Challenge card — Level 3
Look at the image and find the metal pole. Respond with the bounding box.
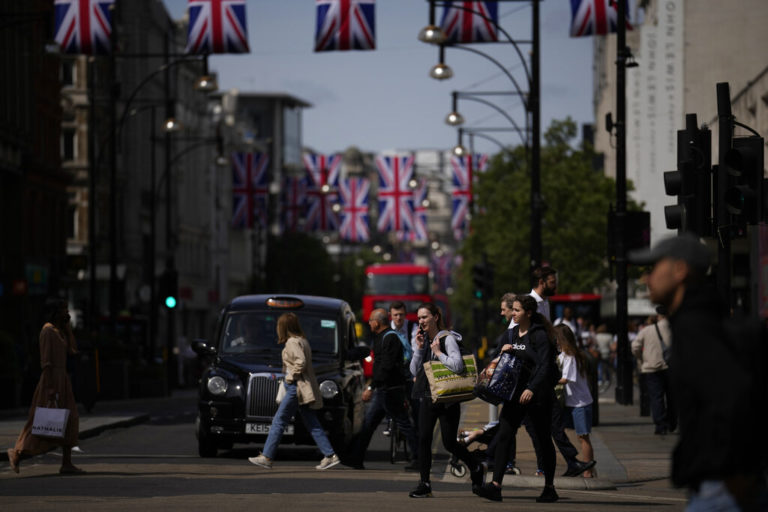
[88,58,97,333]
[108,6,119,338]
[614,0,632,405]
[164,36,176,392]
[530,0,542,270]
[716,83,732,305]
[149,106,157,360]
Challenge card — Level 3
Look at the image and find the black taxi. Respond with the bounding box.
[192,294,365,457]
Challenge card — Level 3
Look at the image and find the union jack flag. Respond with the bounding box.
[315,0,376,52]
[281,176,307,233]
[186,0,249,54]
[569,0,632,37]
[54,0,115,55]
[439,1,498,44]
[450,154,487,240]
[231,152,269,229]
[397,179,428,242]
[376,154,415,233]
[303,153,342,232]
[339,178,370,242]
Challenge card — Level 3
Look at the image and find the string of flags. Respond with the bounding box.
[53,0,629,55]
[231,151,488,244]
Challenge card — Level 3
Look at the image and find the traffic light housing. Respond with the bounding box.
[724,135,765,232]
[664,114,712,236]
[159,269,178,309]
[472,263,485,299]
[471,262,494,300]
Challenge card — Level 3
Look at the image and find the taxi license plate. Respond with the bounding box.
[246,423,294,435]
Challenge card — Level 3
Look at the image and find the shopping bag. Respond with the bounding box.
[275,380,287,404]
[473,352,530,405]
[423,354,478,404]
[31,403,70,439]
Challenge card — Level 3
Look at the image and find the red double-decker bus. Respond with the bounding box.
[362,263,450,323]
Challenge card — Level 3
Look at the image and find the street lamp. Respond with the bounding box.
[447,90,529,147]
[429,45,453,80]
[420,0,542,269]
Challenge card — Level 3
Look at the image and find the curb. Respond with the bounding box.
[1,414,150,462]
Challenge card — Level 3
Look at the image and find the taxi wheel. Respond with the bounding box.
[196,415,218,458]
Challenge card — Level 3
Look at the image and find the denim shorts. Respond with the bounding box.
[571,404,593,436]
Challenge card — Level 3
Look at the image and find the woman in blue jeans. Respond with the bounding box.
[249,312,340,470]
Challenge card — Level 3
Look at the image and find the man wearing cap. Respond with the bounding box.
[629,233,767,510]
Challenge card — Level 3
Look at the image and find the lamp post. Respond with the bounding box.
[447,90,529,147]
[420,0,542,269]
[613,0,632,405]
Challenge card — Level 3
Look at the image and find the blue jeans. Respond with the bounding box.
[687,481,741,511]
[261,381,334,459]
[687,480,768,512]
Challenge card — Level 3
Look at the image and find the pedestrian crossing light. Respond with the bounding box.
[160,269,178,309]
[472,263,485,299]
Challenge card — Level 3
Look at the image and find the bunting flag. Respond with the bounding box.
[339,177,370,242]
[569,0,632,37]
[54,0,115,55]
[397,179,428,242]
[186,0,250,54]
[281,176,307,233]
[231,152,269,229]
[450,154,487,240]
[376,154,415,233]
[303,152,342,232]
[314,0,376,52]
[439,1,498,44]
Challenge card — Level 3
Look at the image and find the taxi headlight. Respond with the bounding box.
[207,375,228,396]
[319,380,339,399]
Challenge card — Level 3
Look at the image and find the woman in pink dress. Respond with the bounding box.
[7,299,82,474]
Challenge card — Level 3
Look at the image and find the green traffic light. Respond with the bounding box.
[165,296,177,309]
[475,290,483,299]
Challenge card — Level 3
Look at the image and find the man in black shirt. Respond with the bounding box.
[630,233,767,510]
[345,308,418,469]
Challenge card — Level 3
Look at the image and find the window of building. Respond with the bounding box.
[61,60,75,87]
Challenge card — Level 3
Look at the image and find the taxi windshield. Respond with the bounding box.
[219,311,339,355]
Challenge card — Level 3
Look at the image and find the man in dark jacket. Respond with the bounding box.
[344,308,418,469]
[629,233,767,510]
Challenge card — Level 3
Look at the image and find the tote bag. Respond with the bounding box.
[473,352,530,405]
[275,380,287,404]
[423,354,478,404]
[31,397,69,439]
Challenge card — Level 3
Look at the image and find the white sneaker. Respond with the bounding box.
[315,454,340,470]
[248,454,273,469]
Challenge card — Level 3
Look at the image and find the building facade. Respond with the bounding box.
[593,0,768,244]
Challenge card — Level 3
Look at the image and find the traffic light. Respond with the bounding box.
[159,269,178,309]
[724,135,765,233]
[664,114,712,236]
[472,263,485,299]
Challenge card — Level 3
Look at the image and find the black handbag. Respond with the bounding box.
[473,352,530,405]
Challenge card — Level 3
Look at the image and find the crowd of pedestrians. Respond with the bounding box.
[12,234,765,511]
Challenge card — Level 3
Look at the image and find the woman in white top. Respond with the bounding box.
[555,324,596,478]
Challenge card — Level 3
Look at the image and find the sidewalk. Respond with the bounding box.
[1,388,675,493]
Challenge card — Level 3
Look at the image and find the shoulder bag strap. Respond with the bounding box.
[654,322,668,351]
